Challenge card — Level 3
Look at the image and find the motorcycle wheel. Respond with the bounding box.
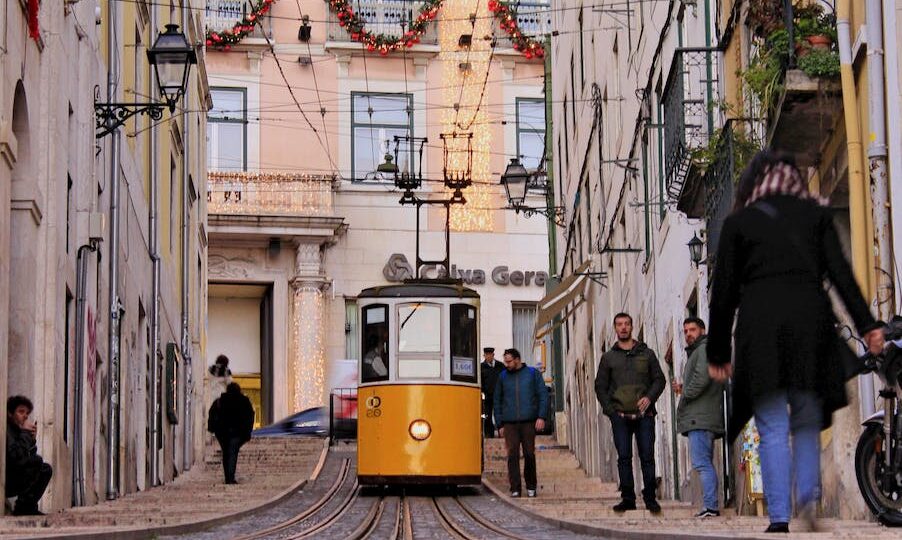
[855,425,902,526]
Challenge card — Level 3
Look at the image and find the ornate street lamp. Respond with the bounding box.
[500,157,565,227]
[95,24,197,139]
[687,233,706,266]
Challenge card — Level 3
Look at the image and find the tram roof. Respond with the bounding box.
[358,281,479,299]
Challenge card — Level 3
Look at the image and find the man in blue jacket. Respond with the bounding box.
[494,348,548,498]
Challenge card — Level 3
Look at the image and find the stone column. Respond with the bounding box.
[290,242,328,412]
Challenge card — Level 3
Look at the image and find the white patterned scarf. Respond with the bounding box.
[745,162,829,207]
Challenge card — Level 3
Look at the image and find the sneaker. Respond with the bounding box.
[612,500,637,512]
[694,508,720,518]
[765,522,789,533]
[526,489,537,498]
[645,499,662,514]
[510,491,521,498]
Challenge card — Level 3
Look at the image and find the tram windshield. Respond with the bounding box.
[361,304,389,383]
[398,303,442,379]
[450,304,478,383]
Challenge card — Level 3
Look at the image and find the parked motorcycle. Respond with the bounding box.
[852,316,902,526]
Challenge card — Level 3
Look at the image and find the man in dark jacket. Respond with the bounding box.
[494,348,548,498]
[480,347,504,437]
[6,395,52,515]
[675,318,724,518]
[208,382,255,484]
[595,312,665,513]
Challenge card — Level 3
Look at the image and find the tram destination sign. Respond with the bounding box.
[382,253,548,287]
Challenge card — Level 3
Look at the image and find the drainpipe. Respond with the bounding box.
[837,0,876,416]
[866,0,894,322]
[149,7,162,487]
[884,0,902,311]
[74,243,96,506]
[104,0,123,502]
[181,0,193,471]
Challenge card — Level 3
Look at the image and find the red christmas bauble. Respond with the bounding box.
[224,44,232,51]
[367,43,376,52]
[206,39,213,46]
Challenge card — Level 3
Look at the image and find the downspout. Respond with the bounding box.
[884,0,902,309]
[866,0,894,321]
[74,244,97,506]
[181,1,193,471]
[104,0,123,502]
[837,0,876,416]
[149,7,162,487]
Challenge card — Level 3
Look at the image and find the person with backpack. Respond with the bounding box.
[493,348,548,498]
[207,382,255,484]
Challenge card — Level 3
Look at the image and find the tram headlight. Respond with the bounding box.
[409,419,432,441]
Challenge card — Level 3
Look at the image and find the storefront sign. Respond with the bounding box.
[383,253,547,287]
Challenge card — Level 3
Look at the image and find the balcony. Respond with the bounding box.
[207,171,336,216]
[663,48,720,203]
[326,1,438,47]
[205,0,272,43]
[767,70,841,167]
[492,2,551,51]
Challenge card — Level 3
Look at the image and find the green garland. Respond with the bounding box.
[487,0,545,59]
[206,0,275,51]
[326,0,443,55]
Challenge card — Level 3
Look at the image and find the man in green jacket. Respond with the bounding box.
[595,313,666,513]
[676,317,725,518]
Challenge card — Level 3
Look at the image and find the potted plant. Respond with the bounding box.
[794,4,836,50]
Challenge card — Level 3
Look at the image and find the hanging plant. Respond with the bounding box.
[206,0,276,51]
[487,0,545,59]
[325,0,443,56]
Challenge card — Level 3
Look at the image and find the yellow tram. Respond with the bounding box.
[356,283,482,486]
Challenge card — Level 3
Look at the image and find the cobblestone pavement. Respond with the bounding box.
[483,436,902,539]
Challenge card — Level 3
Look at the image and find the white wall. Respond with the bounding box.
[208,297,262,375]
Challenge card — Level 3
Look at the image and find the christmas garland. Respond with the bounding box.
[206,0,275,51]
[326,0,442,55]
[488,0,545,59]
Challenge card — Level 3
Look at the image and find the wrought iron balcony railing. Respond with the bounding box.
[205,0,271,39]
[326,0,438,45]
[493,1,551,49]
[207,171,336,215]
[663,48,720,201]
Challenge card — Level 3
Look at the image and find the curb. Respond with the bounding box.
[14,438,330,540]
[481,477,758,540]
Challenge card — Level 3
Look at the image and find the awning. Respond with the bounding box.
[534,260,591,340]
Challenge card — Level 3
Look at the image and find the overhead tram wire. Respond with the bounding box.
[296,0,333,161]
[452,0,479,130]
[254,12,338,173]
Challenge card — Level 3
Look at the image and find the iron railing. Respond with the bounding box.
[207,171,336,215]
[326,0,439,44]
[205,0,272,39]
[493,2,551,49]
[663,48,720,201]
[329,388,358,445]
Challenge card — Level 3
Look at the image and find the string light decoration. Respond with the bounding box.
[487,0,546,59]
[325,0,443,55]
[440,0,494,231]
[207,171,335,215]
[206,0,276,50]
[291,284,327,412]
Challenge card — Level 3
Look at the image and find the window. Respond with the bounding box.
[207,87,247,171]
[512,303,538,365]
[361,304,389,383]
[397,303,441,378]
[450,304,478,382]
[351,92,413,181]
[345,299,359,360]
[516,98,546,170]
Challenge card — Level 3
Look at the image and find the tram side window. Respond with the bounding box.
[450,304,478,383]
[398,303,442,379]
[361,304,390,383]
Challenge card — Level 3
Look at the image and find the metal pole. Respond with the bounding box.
[104,0,123,502]
[75,244,96,506]
[181,0,193,471]
[149,7,162,487]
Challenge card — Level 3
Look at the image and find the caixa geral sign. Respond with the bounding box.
[382,253,548,287]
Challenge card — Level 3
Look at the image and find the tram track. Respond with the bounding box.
[432,496,531,540]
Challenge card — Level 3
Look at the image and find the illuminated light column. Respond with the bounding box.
[439,0,494,231]
[290,242,327,412]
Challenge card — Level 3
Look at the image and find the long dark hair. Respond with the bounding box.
[732,149,801,212]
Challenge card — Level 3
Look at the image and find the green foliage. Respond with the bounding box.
[797,48,840,78]
[690,125,762,182]
[742,47,784,112]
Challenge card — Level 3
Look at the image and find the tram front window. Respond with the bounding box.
[398,303,441,378]
[361,304,389,383]
[450,304,477,383]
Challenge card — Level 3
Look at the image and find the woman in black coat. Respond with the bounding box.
[706,150,884,533]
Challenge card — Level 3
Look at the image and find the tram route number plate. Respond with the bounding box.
[365,396,382,417]
[452,356,475,377]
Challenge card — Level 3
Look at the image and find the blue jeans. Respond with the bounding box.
[753,390,822,524]
[687,430,718,510]
[610,413,657,503]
